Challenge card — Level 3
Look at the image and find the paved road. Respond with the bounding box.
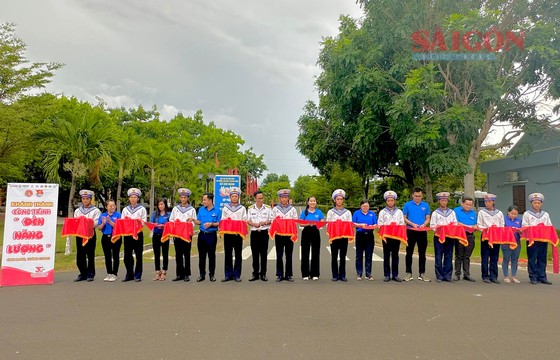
[2,242,559,360]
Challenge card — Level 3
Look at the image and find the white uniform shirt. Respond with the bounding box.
[377,207,405,225]
[248,204,274,231]
[169,204,197,225]
[326,208,352,222]
[272,204,298,219]
[430,208,458,227]
[221,204,248,221]
[522,209,552,226]
[121,204,147,222]
[477,208,505,228]
[74,205,101,226]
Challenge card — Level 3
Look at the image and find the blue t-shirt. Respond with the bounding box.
[402,200,431,227]
[505,216,522,241]
[352,210,378,232]
[97,211,122,235]
[150,211,170,235]
[197,206,222,232]
[299,208,325,221]
[454,206,477,229]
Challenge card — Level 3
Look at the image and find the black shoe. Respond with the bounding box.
[196,276,205,282]
[86,277,94,282]
[331,277,338,282]
[276,276,283,282]
[490,278,500,284]
[392,277,402,282]
[184,276,190,282]
[249,276,259,282]
[221,277,232,282]
[209,276,216,282]
[74,275,86,282]
[339,277,348,282]
[530,280,538,285]
[482,278,491,283]
[261,275,268,281]
[463,275,476,282]
[121,277,133,282]
[286,276,294,282]
[453,275,460,281]
[172,276,185,282]
[234,277,241,282]
[383,276,390,282]
[538,279,552,285]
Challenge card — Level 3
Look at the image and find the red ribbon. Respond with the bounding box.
[295,219,328,229]
[62,217,94,246]
[326,220,355,243]
[161,221,194,243]
[378,223,408,244]
[219,219,248,239]
[435,223,468,246]
[520,223,559,247]
[269,218,298,242]
[481,226,517,249]
[111,218,144,243]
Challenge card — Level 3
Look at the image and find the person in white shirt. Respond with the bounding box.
[247,190,273,282]
[169,188,197,282]
[326,189,352,282]
[477,193,504,284]
[377,191,405,282]
[430,192,457,283]
[73,189,101,282]
[121,188,147,282]
[221,187,247,282]
[523,193,553,285]
[272,189,298,282]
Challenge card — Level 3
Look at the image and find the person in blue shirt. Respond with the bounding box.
[453,197,477,282]
[299,196,325,280]
[150,199,171,281]
[352,200,378,281]
[502,205,522,283]
[402,187,432,282]
[96,200,121,282]
[194,193,222,282]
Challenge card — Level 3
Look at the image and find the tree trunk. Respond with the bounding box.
[68,164,78,218]
[116,165,124,212]
[150,168,155,215]
[463,150,478,198]
[362,176,369,199]
[423,172,433,203]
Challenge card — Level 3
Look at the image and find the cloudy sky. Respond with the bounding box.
[3,0,364,182]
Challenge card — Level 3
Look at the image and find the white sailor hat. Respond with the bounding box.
[178,188,192,197]
[436,192,450,200]
[483,193,497,201]
[384,190,397,200]
[528,192,544,202]
[127,188,141,197]
[331,189,346,200]
[277,189,291,197]
[229,187,241,196]
[79,189,94,199]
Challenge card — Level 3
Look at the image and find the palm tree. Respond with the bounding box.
[110,129,142,212]
[34,99,114,217]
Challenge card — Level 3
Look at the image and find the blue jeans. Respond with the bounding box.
[501,238,521,277]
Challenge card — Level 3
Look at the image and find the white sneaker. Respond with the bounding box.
[312,277,319,281]
[103,275,111,282]
[356,276,363,281]
[303,277,309,281]
[108,274,117,282]
[403,273,413,282]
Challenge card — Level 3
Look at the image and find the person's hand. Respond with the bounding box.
[101,216,107,224]
[203,222,213,228]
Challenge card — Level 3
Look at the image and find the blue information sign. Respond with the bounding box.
[213,175,241,209]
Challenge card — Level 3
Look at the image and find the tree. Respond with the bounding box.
[34,97,114,217]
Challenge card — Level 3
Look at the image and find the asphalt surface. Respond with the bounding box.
[1,241,559,360]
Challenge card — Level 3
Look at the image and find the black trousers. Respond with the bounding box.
[198,231,217,277]
[301,226,321,278]
[152,232,169,271]
[454,232,475,277]
[224,234,243,279]
[101,234,121,275]
[405,229,427,274]
[480,240,500,280]
[275,235,293,278]
[174,238,192,278]
[123,232,144,280]
[527,241,549,282]
[76,233,97,279]
[250,230,269,276]
[383,238,400,278]
[355,231,374,277]
[330,238,348,279]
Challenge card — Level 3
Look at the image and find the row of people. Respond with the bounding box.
[71,187,555,285]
